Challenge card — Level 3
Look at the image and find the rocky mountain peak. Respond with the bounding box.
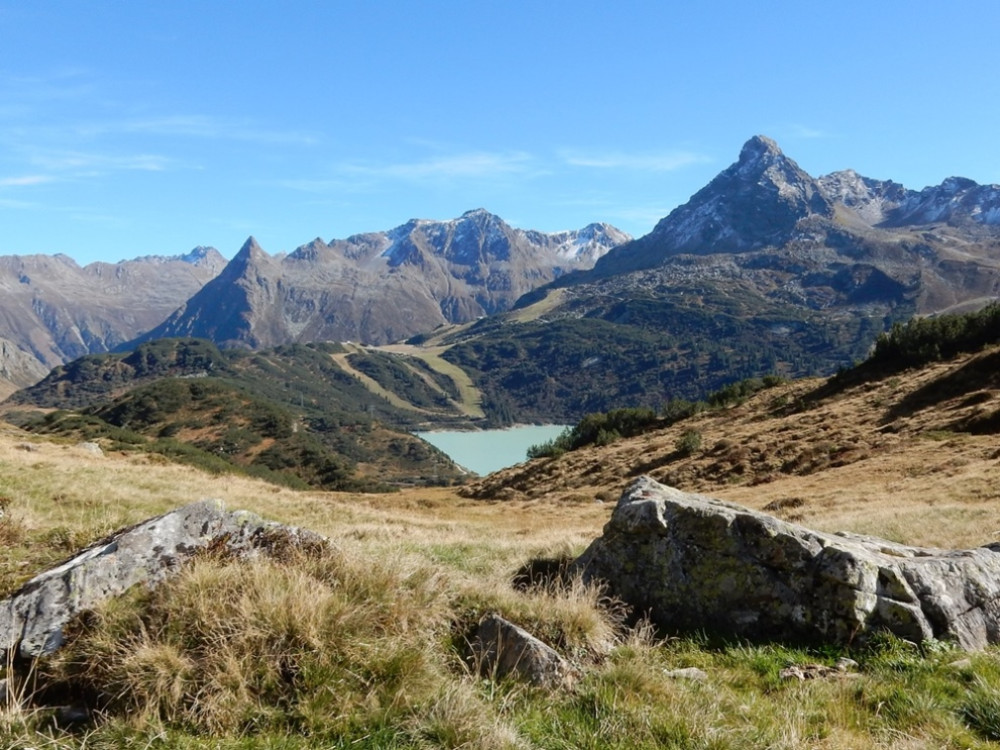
[941,176,979,194]
[179,246,221,265]
[592,136,832,275]
[235,236,266,260]
[737,134,783,165]
[459,207,494,221]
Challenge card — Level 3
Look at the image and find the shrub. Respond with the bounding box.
[527,407,659,459]
[676,429,702,456]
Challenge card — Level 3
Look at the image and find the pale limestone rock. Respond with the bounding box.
[574,476,1000,650]
[0,500,327,659]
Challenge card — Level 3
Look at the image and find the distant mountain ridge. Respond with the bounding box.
[4,136,1000,415]
[0,248,227,382]
[133,209,629,350]
[0,212,627,390]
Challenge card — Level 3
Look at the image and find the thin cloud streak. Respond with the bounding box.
[112,115,320,146]
[0,175,52,187]
[28,150,172,173]
[785,124,832,140]
[560,149,710,172]
[340,151,537,181]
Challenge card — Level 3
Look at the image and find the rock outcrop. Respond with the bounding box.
[470,614,575,688]
[574,476,1000,650]
[0,500,327,660]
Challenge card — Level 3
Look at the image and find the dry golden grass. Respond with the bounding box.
[5,348,1000,747]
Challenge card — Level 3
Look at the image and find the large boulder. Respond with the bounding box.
[0,500,327,660]
[574,476,1000,650]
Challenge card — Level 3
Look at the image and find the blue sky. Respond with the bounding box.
[2,1,998,265]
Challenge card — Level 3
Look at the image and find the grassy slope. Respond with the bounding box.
[4,347,1000,746]
[465,344,1000,547]
[380,343,486,419]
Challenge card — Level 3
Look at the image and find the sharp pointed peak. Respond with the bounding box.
[739,135,783,164]
[230,237,273,268]
[237,236,263,254]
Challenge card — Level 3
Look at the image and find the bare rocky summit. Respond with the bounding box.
[581,135,1000,315]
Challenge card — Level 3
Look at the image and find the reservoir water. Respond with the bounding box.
[416,424,569,476]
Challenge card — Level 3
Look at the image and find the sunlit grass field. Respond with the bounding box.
[4,406,1000,748]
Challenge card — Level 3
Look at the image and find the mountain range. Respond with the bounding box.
[2,135,1000,419]
[134,209,628,350]
[427,136,1000,421]
[583,135,1000,312]
[0,213,627,392]
[0,248,227,394]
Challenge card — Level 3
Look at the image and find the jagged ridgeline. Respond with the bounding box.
[5,338,470,490]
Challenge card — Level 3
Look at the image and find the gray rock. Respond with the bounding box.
[0,499,328,660]
[835,657,859,672]
[574,476,1000,650]
[76,442,103,456]
[470,614,575,688]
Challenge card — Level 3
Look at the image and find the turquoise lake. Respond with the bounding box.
[415,424,569,476]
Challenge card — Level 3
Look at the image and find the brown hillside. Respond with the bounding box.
[463,346,1000,549]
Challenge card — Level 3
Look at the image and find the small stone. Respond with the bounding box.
[835,657,859,672]
[15,443,39,452]
[76,441,104,456]
[948,657,974,671]
[664,667,708,681]
[471,614,575,689]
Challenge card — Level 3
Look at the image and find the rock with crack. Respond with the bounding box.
[470,614,575,688]
[573,476,1000,650]
[0,499,328,660]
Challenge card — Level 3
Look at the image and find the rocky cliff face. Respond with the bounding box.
[0,248,226,386]
[137,210,629,349]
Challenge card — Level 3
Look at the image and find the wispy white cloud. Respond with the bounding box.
[559,149,710,172]
[0,197,38,209]
[111,115,320,146]
[785,124,832,140]
[274,177,364,193]
[28,150,171,173]
[341,150,537,181]
[0,175,52,187]
[606,204,675,227]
